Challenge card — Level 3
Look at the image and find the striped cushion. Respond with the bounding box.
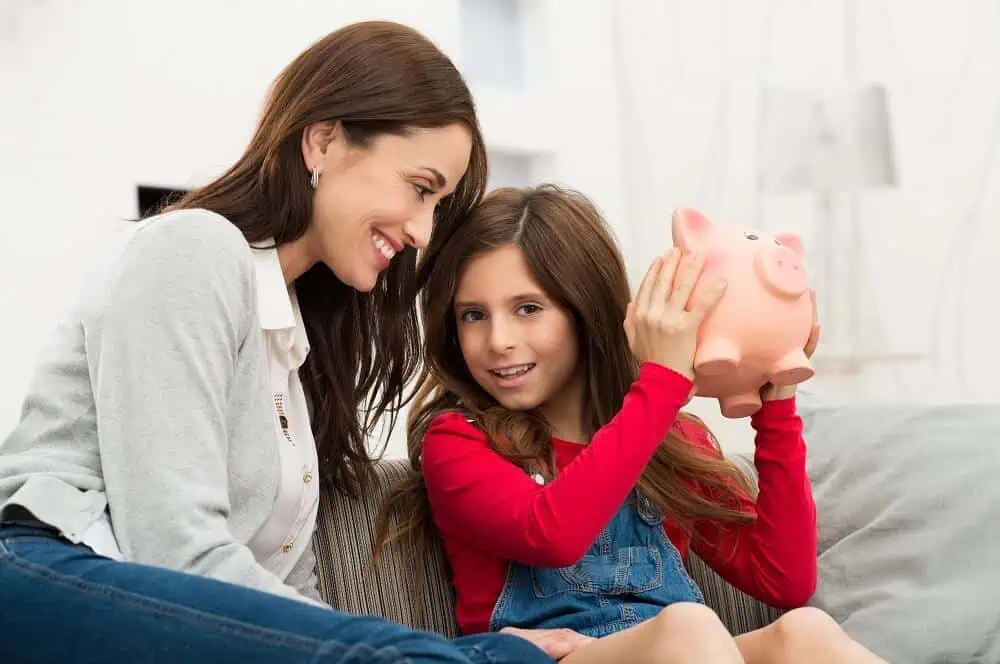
[313,459,460,637]
[312,456,782,637]
[685,454,785,634]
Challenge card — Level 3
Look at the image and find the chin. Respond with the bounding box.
[495,393,543,412]
[343,266,380,293]
[354,277,378,293]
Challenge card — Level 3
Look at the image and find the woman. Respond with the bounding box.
[0,21,552,664]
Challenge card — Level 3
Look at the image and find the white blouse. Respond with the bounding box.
[245,245,320,580]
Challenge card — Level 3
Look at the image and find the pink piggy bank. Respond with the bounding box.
[672,208,815,418]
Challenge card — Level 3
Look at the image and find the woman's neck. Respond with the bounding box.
[276,231,319,285]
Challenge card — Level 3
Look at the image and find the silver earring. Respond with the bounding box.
[310,166,321,189]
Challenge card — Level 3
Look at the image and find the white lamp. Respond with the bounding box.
[758,84,919,374]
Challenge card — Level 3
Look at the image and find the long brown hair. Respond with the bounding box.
[163,21,487,498]
[377,184,755,598]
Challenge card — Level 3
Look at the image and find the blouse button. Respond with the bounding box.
[278,415,289,429]
[282,540,294,553]
[303,470,313,484]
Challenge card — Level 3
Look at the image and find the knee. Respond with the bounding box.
[648,603,732,656]
[653,603,726,634]
[771,607,845,648]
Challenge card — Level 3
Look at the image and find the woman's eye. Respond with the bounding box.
[413,183,431,200]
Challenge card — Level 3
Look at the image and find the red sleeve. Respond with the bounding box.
[422,363,693,568]
[688,397,818,608]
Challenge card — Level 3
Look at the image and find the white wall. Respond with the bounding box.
[2,0,996,458]
[606,0,1000,449]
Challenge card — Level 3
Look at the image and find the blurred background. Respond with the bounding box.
[1,0,996,454]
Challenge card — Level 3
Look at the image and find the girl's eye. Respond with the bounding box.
[459,310,485,323]
[517,304,541,316]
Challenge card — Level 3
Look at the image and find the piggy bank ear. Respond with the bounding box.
[774,232,805,256]
[671,208,713,252]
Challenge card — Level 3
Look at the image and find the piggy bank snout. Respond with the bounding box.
[755,244,808,298]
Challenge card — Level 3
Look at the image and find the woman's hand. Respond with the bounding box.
[500,626,596,660]
[624,249,727,381]
[761,290,820,402]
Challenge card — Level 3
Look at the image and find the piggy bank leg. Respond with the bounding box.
[719,391,762,419]
[766,348,815,386]
[695,337,742,377]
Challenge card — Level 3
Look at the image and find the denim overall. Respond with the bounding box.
[488,489,706,638]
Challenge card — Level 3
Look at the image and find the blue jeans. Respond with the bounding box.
[0,525,553,663]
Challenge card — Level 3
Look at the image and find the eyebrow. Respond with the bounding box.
[454,293,545,309]
[421,167,446,188]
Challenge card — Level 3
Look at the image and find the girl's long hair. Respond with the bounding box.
[376,185,755,601]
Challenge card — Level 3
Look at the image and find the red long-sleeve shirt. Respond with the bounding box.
[422,363,817,635]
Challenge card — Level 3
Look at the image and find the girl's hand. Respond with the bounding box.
[624,249,727,380]
[761,290,820,402]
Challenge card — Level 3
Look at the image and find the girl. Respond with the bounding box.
[380,185,887,663]
[0,22,551,664]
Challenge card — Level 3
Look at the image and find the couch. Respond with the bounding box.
[310,456,782,638]
[309,399,1000,663]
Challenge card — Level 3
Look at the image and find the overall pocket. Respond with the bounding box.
[531,544,665,598]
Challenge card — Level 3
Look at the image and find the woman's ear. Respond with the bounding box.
[301,121,341,173]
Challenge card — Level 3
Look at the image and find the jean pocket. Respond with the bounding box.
[531,545,664,598]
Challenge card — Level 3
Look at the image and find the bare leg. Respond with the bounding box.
[734,608,888,664]
[561,603,744,664]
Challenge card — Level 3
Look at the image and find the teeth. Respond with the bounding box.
[492,364,533,378]
[372,232,396,261]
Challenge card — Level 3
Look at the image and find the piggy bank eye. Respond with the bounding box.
[774,238,781,246]
[744,232,759,241]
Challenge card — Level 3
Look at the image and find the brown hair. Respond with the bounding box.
[376,184,756,600]
[164,21,488,498]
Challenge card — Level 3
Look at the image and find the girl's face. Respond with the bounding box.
[454,245,585,434]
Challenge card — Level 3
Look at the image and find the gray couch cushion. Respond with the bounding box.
[801,397,1000,663]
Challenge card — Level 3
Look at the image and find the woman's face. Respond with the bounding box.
[301,122,472,292]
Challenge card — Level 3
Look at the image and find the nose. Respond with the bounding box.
[755,244,808,298]
[402,206,435,250]
[774,246,803,271]
[488,317,517,353]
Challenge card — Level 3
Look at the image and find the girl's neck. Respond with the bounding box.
[539,370,587,444]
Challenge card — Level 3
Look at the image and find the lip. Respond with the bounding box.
[487,363,535,389]
[371,230,398,270]
[373,228,404,253]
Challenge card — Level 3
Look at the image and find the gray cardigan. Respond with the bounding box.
[0,209,323,605]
